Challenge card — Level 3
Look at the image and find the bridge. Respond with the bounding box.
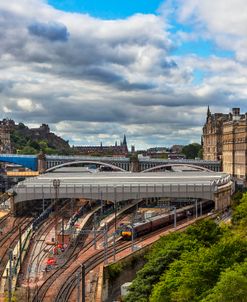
[9,171,234,215]
[0,154,221,173]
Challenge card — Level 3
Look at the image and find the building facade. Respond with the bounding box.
[202,107,247,180]
[202,107,229,161]
[72,135,128,157]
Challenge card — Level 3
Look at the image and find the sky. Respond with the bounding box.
[1,0,247,149]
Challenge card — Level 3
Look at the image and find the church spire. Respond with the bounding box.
[206,105,211,122]
[123,134,127,146]
[207,105,211,117]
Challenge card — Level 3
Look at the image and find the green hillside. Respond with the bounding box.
[125,193,247,302]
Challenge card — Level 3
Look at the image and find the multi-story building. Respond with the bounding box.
[222,108,247,179]
[72,135,128,157]
[202,107,229,161]
[202,107,247,180]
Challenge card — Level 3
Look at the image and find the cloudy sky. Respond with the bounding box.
[1,0,247,149]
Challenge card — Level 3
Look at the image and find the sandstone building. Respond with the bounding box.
[202,107,247,180]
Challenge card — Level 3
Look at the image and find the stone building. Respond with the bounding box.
[202,106,229,161]
[202,107,247,180]
[222,108,247,180]
[72,135,128,156]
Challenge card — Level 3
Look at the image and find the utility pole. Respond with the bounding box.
[8,249,13,302]
[61,216,64,247]
[53,179,60,244]
[19,227,22,272]
[173,206,177,228]
[195,200,198,219]
[114,187,117,231]
[114,202,117,232]
[93,214,97,250]
[81,265,85,302]
[76,271,80,302]
[200,201,203,216]
[104,223,108,265]
[100,191,103,217]
[42,185,45,212]
[131,215,134,252]
[113,232,116,262]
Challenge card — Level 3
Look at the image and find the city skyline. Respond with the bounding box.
[1,1,247,149]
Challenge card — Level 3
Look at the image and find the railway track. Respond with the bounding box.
[0,212,11,229]
[0,217,32,279]
[31,217,96,302]
[26,218,56,279]
[55,212,217,302]
[21,200,84,288]
[32,202,168,301]
[56,239,132,302]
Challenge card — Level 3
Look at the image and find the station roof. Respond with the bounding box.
[17,171,230,187]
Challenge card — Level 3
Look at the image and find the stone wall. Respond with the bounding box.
[103,246,152,302]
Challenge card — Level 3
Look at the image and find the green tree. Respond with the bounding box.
[202,260,247,302]
[125,220,222,302]
[232,193,247,225]
[182,143,202,159]
[29,140,40,150]
[19,146,38,154]
[150,235,247,302]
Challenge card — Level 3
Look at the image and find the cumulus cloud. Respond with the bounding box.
[28,21,69,41]
[173,0,247,61]
[0,0,246,148]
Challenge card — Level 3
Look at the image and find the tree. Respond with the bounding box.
[19,146,37,154]
[125,221,222,302]
[150,235,247,302]
[202,261,247,302]
[232,193,247,225]
[29,140,40,150]
[182,143,202,159]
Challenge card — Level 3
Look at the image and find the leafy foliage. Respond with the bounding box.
[10,130,58,155]
[182,143,202,159]
[125,220,222,302]
[125,194,247,302]
[202,260,247,302]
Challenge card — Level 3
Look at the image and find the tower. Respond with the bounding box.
[123,134,127,146]
[206,105,211,122]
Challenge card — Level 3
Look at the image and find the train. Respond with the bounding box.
[121,200,214,240]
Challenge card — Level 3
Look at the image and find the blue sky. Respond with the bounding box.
[0,0,246,148]
[48,0,164,19]
[48,0,234,62]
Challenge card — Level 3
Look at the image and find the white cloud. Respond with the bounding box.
[174,0,247,61]
[0,0,246,148]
